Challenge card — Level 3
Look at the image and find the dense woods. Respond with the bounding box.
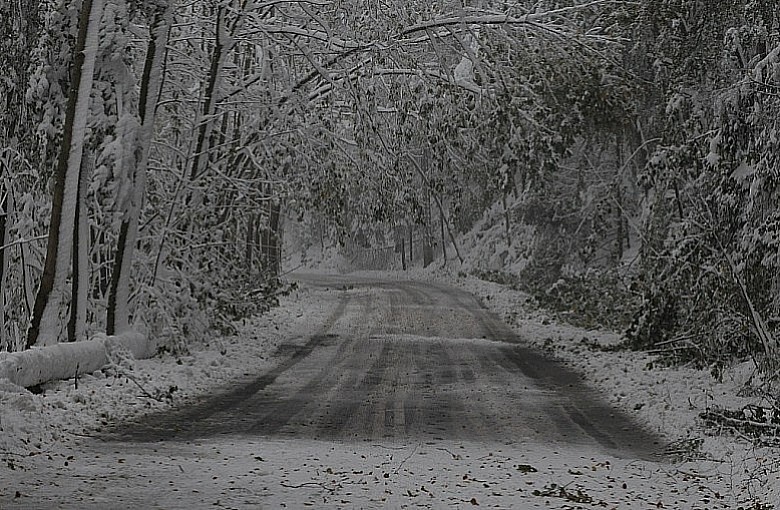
[1,0,778,379]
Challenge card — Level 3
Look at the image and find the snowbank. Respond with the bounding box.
[0,331,151,388]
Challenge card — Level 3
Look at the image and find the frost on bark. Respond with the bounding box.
[106,3,172,335]
[26,0,104,348]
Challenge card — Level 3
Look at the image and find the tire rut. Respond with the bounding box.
[103,295,349,441]
[104,275,666,462]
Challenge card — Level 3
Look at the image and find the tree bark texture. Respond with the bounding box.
[245,213,256,270]
[502,193,511,248]
[263,200,281,276]
[107,3,173,335]
[68,152,91,342]
[27,0,104,348]
[190,5,226,182]
[0,179,9,351]
[408,224,413,265]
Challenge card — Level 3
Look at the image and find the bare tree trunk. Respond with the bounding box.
[190,5,226,182]
[245,213,256,270]
[406,154,463,264]
[19,192,35,319]
[151,4,243,290]
[319,216,325,252]
[0,179,9,351]
[502,192,511,247]
[400,232,406,270]
[673,179,684,221]
[276,205,285,271]
[107,3,172,335]
[254,211,263,270]
[615,186,624,262]
[91,228,110,299]
[422,190,433,267]
[68,152,91,342]
[440,204,448,265]
[615,135,624,264]
[27,0,104,348]
[262,195,270,268]
[262,197,281,276]
[269,201,281,276]
[408,223,413,266]
[439,198,464,263]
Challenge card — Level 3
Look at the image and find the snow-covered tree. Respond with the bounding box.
[106,0,173,335]
[625,0,780,370]
[27,0,105,347]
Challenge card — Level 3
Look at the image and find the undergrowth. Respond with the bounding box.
[472,268,637,331]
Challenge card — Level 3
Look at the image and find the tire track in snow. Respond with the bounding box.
[105,274,665,461]
[105,292,350,440]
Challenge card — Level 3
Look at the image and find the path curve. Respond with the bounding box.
[109,273,664,460]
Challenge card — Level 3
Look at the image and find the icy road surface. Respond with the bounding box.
[11,273,741,509]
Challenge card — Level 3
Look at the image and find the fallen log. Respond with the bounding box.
[0,331,152,388]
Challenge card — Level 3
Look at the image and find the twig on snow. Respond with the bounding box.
[675,469,711,479]
[436,447,462,460]
[393,442,421,475]
[371,444,408,450]
[280,481,335,494]
[109,364,165,402]
[126,374,165,402]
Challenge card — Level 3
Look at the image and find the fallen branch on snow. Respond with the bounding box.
[700,405,780,446]
[0,331,153,388]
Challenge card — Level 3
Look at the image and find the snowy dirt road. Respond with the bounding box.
[4,274,739,509]
[109,273,663,457]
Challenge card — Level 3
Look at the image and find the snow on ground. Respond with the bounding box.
[0,284,337,465]
[5,436,759,509]
[417,268,780,507]
[1,268,779,508]
[450,198,535,275]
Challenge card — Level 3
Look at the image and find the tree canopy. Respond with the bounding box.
[1,0,778,377]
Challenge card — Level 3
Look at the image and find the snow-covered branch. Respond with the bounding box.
[752,44,780,83]
[0,235,48,252]
[402,0,623,36]
[0,331,152,388]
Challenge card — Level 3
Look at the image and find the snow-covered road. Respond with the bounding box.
[106,274,662,458]
[2,274,765,508]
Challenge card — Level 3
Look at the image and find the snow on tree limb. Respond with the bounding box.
[752,44,780,82]
[0,331,152,388]
[402,0,621,36]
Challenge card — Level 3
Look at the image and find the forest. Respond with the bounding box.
[1,0,778,385]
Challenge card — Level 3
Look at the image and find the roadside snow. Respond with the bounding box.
[1,271,778,508]
[428,270,780,507]
[4,436,760,509]
[0,284,337,464]
[0,331,151,388]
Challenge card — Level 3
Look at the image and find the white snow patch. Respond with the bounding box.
[0,330,150,388]
[1,274,777,507]
[0,285,337,463]
[369,333,511,349]
[419,268,780,506]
